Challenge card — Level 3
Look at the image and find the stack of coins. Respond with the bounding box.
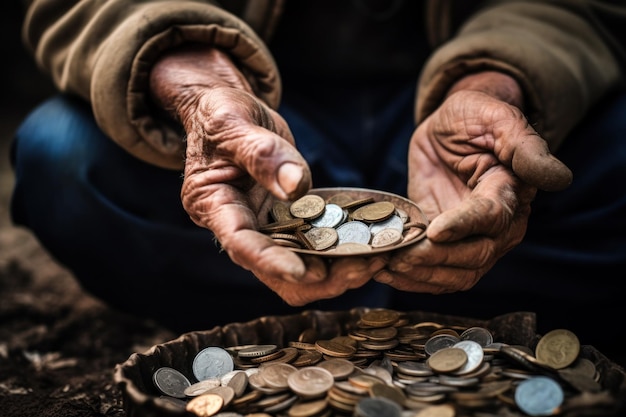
[151,309,616,417]
[259,192,427,254]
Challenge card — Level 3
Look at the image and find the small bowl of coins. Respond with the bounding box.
[114,308,626,417]
[259,187,429,256]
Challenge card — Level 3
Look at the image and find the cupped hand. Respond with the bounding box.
[150,46,383,305]
[375,87,572,293]
[181,86,385,304]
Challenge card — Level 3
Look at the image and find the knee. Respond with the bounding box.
[12,95,98,172]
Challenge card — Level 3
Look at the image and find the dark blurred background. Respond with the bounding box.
[0,2,55,229]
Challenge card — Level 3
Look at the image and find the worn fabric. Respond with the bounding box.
[22,0,626,169]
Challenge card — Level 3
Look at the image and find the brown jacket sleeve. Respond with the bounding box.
[419,0,626,151]
[22,0,281,169]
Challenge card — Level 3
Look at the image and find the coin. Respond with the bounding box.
[153,367,191,398]
[184,378,221,397]
[424,334,460,356]
[369,214,404,235]
[193,347,235,381]
[535,328,580,370]
[451,340,484,375]
[289,194,326,220]
[371,228,403,248]
[310,203,344,228]
[514,376,564,416]
[258,363,298,389]
[360,309,400,327]
[286,397,328,417]
[353,397,402,417]
[186,393,224,417]
[459,326,494,347]
[315,340,357,358]
[316,358,355,380]
[237,344,279,358]
[302,227,338,251]
[335,221,371,245]
[427,347,468,373]
[287,366,335,398]
[352,201,395,222]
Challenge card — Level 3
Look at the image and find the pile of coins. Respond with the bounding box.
[151,309,615,417]
[259,191,427,254]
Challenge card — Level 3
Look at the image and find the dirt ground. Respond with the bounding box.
[0,5,176,417]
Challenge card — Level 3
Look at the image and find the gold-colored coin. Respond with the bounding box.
[371,228,403,248]
[185,393,224,417]
[260,218,305,233]
[289,194,326,220]
[360,309,401,327]
[271,200,294,222]
[352,201,395,222]
[287,397,328,417]
[326,193,355,207]
[303,227,338,251]
[340,197,375,210]
[315,340,357,358]
[427,347,468,373]
[535,328,580,369]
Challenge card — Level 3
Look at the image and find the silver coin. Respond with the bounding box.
[395,361,434,377]
[369,214,404,235]
[354,396,402,417]
[336,221,371,245]
[287,366,335,398]
[236,344,278,358]
[192,347,235,381]
[152,367,191,398]
[424,334,460,356]
[310,203,344,228]
[459,326,494,347]
[451,340,484,375]
[515,376,564,416]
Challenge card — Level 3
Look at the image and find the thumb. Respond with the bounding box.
[511,136,573,192]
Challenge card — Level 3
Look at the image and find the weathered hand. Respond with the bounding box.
[375,84,572,294]
[182,87,384,304]
[150,46,383,304]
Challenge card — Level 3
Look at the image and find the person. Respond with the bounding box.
[9,1,626,366]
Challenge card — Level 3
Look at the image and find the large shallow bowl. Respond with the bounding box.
[114,309,626,417]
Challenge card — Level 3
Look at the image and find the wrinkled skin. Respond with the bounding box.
[150,47,572,305]
[375,84,573,293]
[150,46,385,305]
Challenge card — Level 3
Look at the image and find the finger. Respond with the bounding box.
[258,257,378,306]
[181,174,309,281]
[326,255,388,287]
[374,265,480,293]
[222,124,313,201]
[426,167,532,242]
[510,133,573,191]
[490,113,573,192]
[390,237,498,272]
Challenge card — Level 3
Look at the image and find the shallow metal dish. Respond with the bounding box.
[270,187,429,257]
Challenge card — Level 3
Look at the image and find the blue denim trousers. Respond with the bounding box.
[9,83,626,364]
